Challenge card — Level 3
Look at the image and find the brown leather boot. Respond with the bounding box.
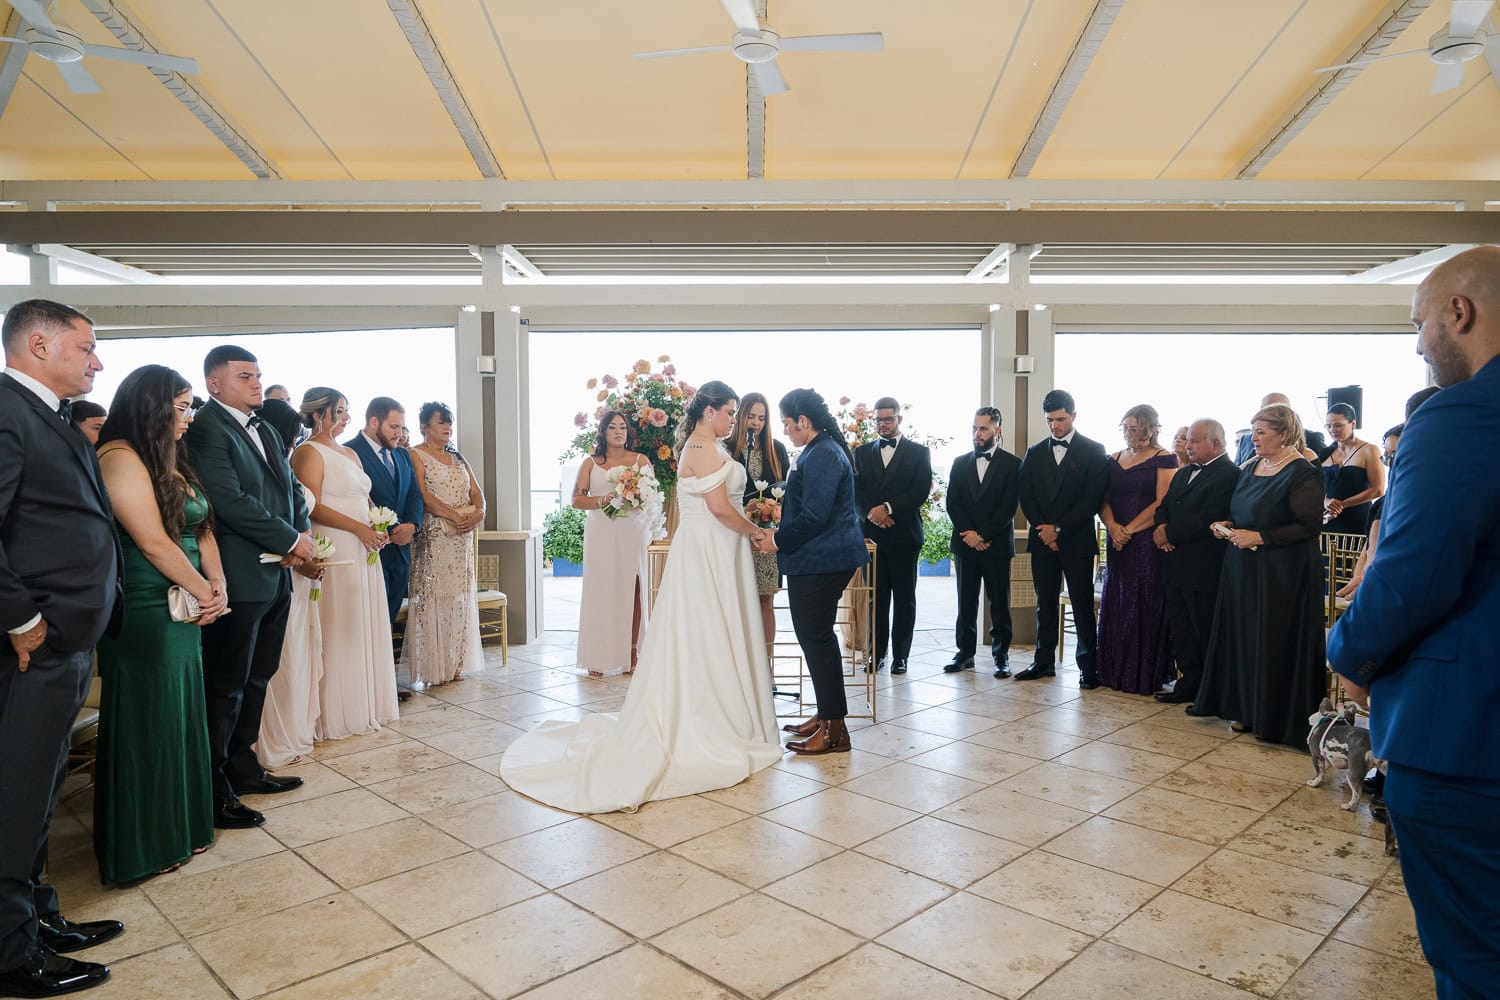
[782,716,820,737]
[787,718,851,755]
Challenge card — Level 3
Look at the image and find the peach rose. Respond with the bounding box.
[650,408,668,427]
[634,359,651,374]
[658,354,671,363]
[596,389,608,402]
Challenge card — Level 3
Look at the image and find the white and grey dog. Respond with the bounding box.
[1306,698,1375,811]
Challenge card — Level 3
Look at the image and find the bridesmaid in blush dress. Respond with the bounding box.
[289,388,400,742]
[1096,404,1179,696]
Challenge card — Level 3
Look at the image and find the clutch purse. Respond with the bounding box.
[167,586,202,623]
[441,504,477,538]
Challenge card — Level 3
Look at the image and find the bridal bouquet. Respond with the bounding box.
[603,464,668,540]
[367,505,398,564]
[744,480,784,529]
[307,535,336,601]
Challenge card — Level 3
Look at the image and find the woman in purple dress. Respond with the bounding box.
[1097,404,1178,695]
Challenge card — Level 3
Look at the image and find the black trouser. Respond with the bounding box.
[954,550,1013,663]
[200,573,291,803]
[1164,584,1217,699]
[0,643,92,971]
[1030,548,1098,674]
[788,571,854,720]
[872,544,919,662]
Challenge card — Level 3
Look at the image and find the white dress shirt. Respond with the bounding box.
[212,394,267,462]
[3,370,63,634]
[1051,429,1076,465]
[1188,451,1226,484]
[976,446,996,482]
[879,433,902,467]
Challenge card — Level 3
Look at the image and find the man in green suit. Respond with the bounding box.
[186,346,312,830]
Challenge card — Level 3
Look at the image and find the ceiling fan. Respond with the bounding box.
[1314,0,1500,94]
[632,0,882,96]
[0,0,199,95]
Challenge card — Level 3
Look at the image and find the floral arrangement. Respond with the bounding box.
[564,355,694,495]
[308,535,336,601]
[367,505,398,564]
[603,464,668,540]
[831,397,950,525]
[745,480,784,529]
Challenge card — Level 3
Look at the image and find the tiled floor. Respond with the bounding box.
[48,627,1433,999]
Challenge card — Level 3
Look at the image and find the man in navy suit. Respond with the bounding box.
[1329,245,1500,1000]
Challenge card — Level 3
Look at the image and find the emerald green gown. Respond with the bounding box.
[94,491,215,883]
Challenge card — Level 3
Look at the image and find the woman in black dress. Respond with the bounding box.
[1320,402,1385,536]
[729,392,790,675]
[1189,404,1326,746]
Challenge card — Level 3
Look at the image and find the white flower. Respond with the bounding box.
[368,505,398,529]
[771,486,785,499]
[609,496,625,509]
[754,479,768,492]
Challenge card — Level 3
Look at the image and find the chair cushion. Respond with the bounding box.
[476,589,507,607]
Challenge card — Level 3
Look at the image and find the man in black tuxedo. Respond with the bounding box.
[1235,392,1326,463]
[1016,389,1109,689]
[0,300,123,997]
[853,397,932,675]
[1152,419,1238,704]
[945,407,1021,677]
[187,346,313,830]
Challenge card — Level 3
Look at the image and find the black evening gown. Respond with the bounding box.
[1193,460,1327,747]
[1321,458,1372,535]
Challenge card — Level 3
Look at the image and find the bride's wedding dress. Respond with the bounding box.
[501,451,782,813]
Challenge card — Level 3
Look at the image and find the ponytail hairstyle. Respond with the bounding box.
[97,364,211,540]
[729,391,783,482]
[673,380,737,457]
[299,387,345,433]
[778,388,852,465]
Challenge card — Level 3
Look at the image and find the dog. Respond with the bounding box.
[1306,698,1375,811]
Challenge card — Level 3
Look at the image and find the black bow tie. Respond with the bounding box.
[879,438,897,449]
[1188,463,1202,471]
[1051,438,1070,449]
[56,399,73,423]
[975,447,994,459]
[247,414,263,430]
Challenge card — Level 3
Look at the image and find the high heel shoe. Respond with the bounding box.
[787,718,850,755]
[782,716,820,737]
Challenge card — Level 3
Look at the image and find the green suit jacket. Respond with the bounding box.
[186,398,310,603]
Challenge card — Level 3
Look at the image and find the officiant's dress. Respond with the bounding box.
[502,453,781,813]
[575,456,653,676]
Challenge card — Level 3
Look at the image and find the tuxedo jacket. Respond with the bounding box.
[345,434,424,571]
[1017,433,1109,559]
[946,449,1021,557]
[854,437,933,549]
[1329,356,1500,778]
[186,399,310,603]
[0,374,122,651]
[1152,456,1238,592]
[776,433,868,578]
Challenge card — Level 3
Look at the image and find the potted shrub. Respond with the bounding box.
[543,506,586,576]
[920,513,953,576]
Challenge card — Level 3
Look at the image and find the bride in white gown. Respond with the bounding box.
[502,381,782,813]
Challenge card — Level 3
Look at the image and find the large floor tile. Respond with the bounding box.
[1331,888,1426,966]
[889,706,1001,740]
[786,942,994,999]
[839,760,986,812]
[307,727,411,760]
[878,891,1091,998]
[1277,938,1436,1000]
[763,851,951,937]
[239,759,357,810]
[191,893,404,999]
[1025,940,1260,1000]
[352,850,543,937]
[1022,707,1130,740]
[593,795,750,848]
[1099,720,1228,760]
[962,720,1092,759]
[485,817,655,888]
[1269,783,1388,841]
[319,742,461,784]
[904,741,1039,784]
[943,691,1048,724]
[422,894,632,1000]
[1173,849,1366,934]
[969,850,1160,935]
[699,766,828,814]
[420,720,528,761]
[998,761,1144,813]
[92,942,232,1000]
[296,816,469,888]
[1196,740,1314,783]
[465,691,575,723]
[1042,815,1215,886]
[933,786,1091,846]
[1228,816,1395,886]
[258,944,486,1000]
[366,762,509,813]
[1055,740,1184,783]
[173,825,283,876]
[558,851,747,937]
[63,886,180,965]
[1106,890,1322,997]
[423,790,573,848]
[260,788,408,848]
[841,722,955,760]
[513,944,736,999]
[671,816,842,888]
[773,748,898,785]
[854,815,1028,888]
[762,788,920,849]
[1103,786,1262,846]
[1153,760,1299,812]
[384,703,490,739]
[653,893,860,1000]
[143,851,335,937]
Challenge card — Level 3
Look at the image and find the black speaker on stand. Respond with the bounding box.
[1327,385,1364,425]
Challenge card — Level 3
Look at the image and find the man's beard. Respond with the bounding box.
[1424,329,1471,387]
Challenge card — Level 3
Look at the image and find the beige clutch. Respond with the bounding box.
[167,586,201,622]
[441,505,477,537]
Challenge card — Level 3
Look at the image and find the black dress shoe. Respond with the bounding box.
[942,657,974,674]
[890,659,907,675]
[866,657,888,675]
[213,801,265,830]
[0,949,109,997]
[993,661,1011,679]
[1154,690,1192,704]
[1183,704,1212,717]
[397,689,413,703]
[1012,664,1056,681]
[1078,674,1101,691]
[232,773,304,796]
[37,918,123,955]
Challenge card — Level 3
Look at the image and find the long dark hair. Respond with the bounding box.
[98,364,210,539]
[729,391,782,482]
[779,388,852,464]
[592,408,637,459]
[674,380,737,456]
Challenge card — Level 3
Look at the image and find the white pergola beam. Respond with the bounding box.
[1011,0,1126,178]
[500,245,544,280]
[967,243,1013,279]
[27,243,169,283]
[1348,242,1477,283]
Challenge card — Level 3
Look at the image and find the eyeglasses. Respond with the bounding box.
[1380,453,1395,466]
[874,416,898,425]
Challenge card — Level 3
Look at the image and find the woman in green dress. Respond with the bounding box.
[94,365,227,882]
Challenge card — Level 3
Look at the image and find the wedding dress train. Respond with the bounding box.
[501,453,781,813]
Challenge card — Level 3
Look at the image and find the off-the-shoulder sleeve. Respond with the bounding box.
[677,460,734,496]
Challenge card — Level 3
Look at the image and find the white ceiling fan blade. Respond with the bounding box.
[632,44,730,60]
[81,43,199,74]
[751,59,788,96]
[1431,59,1466,92]
[719,0,760,33]
[1314,48,1428,73]
[779,32,884,53]
[1449,0,1492,37]
[7,0,61,37]
[55,59,101,94]
[0,36,28,45]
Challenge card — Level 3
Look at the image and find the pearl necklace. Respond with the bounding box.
[1259,449,1296,471]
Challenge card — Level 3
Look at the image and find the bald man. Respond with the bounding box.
[1234,392,1326,464]
[1329,245,1500,1000]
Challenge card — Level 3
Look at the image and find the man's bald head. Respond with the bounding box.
[1260,392,1290,407]
[1413,245,1500,386]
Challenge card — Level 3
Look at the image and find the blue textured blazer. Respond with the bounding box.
[776,432,868,578]
[1328,357,1500,779]
[345,433,424,570]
